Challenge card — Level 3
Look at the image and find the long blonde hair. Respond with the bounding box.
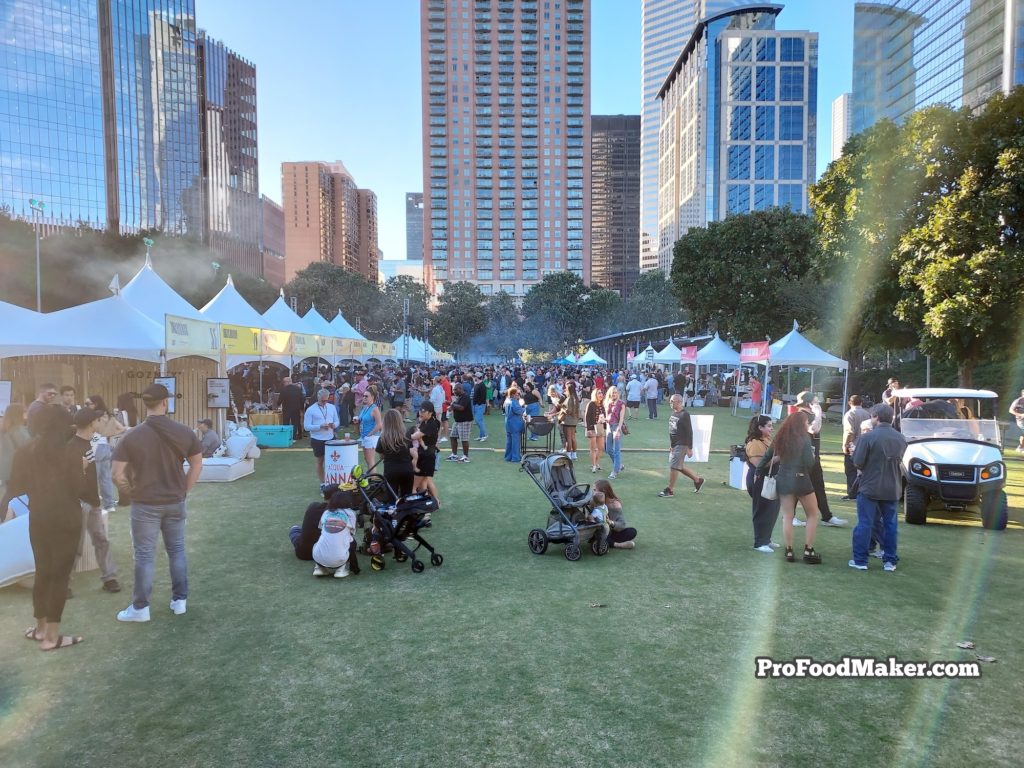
[378,408,410,453]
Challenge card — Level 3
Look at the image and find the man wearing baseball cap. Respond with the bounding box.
[196,418,221,458]
[112,383,203,622]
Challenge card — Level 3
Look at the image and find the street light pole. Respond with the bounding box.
[143,237,154,263]
[403,295,410,365]
[423,318,430,368]
[28,198,46,311]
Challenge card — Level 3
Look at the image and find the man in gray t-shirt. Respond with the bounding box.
[112,384,202,623]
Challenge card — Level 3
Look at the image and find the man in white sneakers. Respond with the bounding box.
[112,384,202,622]
[658,395,705,498]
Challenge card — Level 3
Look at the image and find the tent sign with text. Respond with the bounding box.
[679,345,698,362]
[164,314,220,361]
[221,324,261,355]
[261,329,293,356]
[740,341,770,363]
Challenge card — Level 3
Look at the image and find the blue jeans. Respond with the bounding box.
[852,495,898,566]
[94,442,116,509]
[605,433,622,473]
[473,403,487,438]
[130,501,188,609]
[504,428,523,462]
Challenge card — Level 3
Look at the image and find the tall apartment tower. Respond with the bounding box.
[640,1,741,272]
[281,161,378,283]
[406,192,425,261]
[657,5,818,273]
[260,195,286,288]
[831,92,852,161]
[591,115,641,297]
[198,32,262,278]
[420,0,591,299]
[852,0,1024,134]
[1,0,203,236]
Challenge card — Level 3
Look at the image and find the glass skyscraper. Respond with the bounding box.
[852,0,1024,135]
[591,114,640,297]
[420,0,590,298]
[657,5,817,272]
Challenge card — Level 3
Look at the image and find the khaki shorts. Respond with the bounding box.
[670,445,691,471]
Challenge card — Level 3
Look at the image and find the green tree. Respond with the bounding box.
[583,286,624,338]
[480,291,522,360]
[285,262,383,338]
[431,281,487,357]
[378,275,432,340]
[520,271,591,352]
[670,208,822,340]
[623,269,685,329]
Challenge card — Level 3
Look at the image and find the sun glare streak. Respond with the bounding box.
[891,532,1001,768]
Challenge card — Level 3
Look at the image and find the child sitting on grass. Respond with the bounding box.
[312,490,358,579]
[589,491,608,525]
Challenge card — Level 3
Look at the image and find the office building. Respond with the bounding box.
[420,0,591,298]
[198,32,262,278]
[378,259,425,284]
[831,92,852,160]
[852,0,1024,135]
[281,161,379,283]
[657,5,818,272]
[1,0,204,236]
[591,114,640,296]
[260,195,286,288]
[406,192,424,261]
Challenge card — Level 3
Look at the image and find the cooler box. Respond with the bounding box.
[251,425,294,448]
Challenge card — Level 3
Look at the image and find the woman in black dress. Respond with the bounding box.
[8,405,86,650]
[375,409,416,497]
[409,401,441,505]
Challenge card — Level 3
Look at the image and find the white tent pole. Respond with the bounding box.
[842,367,849,416]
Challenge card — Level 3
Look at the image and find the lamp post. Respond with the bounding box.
[28,198,45,311]
[142,237,154,262]
[402,295,410,365]
[423,318,431,368]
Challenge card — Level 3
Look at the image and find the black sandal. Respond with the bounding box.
[803,546,822,565]
[785,546,795,562]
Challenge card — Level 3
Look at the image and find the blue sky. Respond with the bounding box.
[198,0,856,264]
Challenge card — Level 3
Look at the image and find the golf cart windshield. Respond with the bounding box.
[899,418,1000,445]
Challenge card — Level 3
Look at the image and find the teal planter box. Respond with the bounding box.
[251,425,293,448]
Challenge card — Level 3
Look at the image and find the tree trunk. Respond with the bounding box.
[957,360,974,388]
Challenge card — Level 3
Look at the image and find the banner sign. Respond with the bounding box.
[221,324,261,356]
[369,341,394,358]
[626,350,635,363]
[740,341,770,363]
[291,333,317,358]
[679,345,698,362]
[207,378,230,408]
[260,329,293,356]
[165,314,220,360]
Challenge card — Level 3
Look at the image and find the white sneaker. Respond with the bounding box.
[868,549,884,559]
[754,544,774,553]
[313,565,327,577]
[792,518,807,527]
[768,541,781,549]
[591,465,599,473]
[822,517,847,527]
[117,604,150,622]
[569,452,577,460]
[608,472,617,479]
[848,560,868,571]
[103,506,116,514]
[613,540,635,549]
[334,563,350,579]
[446,454,460,462]
[883,562,897,572]
[170,599,187,615]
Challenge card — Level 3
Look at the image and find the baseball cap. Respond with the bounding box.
[141,383,170,403]
[795,390,815,406]
[197,418,213,427]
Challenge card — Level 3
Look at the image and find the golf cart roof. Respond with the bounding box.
[898,388,997,399]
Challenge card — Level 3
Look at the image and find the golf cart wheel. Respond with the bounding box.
[411,559,425,573]
[430,553,444,567]
[564,543,582,561]
[591,535,609,556]
[395,551,408,563]
[980,490,1009,531]
[528,528,549,555]
[370,555,385,571]
[904,485,929,525]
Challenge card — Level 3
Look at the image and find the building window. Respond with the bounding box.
[779,146,803,180]
[727,146,750,180]
[780,67,804,101]
[730,66,751,101]
[781,37,805,62]
[757,38,776,62]
[755,106,775,140]
[727,185,750,214]
[755,66,775,101]
[754,146,774,180]
[780,106,803,140]
[753,184,774,210]
[729,106,751,141]
[778,184,803,210]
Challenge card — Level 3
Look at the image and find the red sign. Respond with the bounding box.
[740,341,770,363]
[679,345,697,362]
[626,350,635,362]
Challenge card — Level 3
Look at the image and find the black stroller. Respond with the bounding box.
[351,468,443,573]
[521,453,608,561]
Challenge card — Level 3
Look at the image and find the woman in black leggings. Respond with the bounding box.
[593,478,636,550]
[8,404,86,651]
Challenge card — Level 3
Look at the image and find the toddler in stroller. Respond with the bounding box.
[522,453,609,561]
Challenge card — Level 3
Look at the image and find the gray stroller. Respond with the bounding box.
[521,453,608,561]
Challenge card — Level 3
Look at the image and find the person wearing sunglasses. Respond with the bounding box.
[26,384,59,436]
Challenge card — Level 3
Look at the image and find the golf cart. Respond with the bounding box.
[898,388,1008,530]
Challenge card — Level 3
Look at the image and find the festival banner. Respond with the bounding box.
[260,329,293,356]
[349,339,367,357]
[370,341,394,358]
[291,332,317,358]
[740,341,770,363]
[626,350,635,364]
[164,314,220,361]
[679,345,698,362]
[221,324,261,356]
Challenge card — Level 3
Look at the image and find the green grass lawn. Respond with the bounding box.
[2,406,1022,768]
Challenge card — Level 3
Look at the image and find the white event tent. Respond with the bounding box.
[201,275,269,328]
[120,255,205,323]
[696,333,740,366]
[766,322,849,411]
[653,340,681,365]
[392,334,429,363]
[576,348,607,366]
[328,310,367,342]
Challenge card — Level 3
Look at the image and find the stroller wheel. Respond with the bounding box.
[370,555,385,571]
[564,543,582,562]
[591,535,610,556]
[411,559,425,573]
[528,528,549,555]
[430,553,444,567]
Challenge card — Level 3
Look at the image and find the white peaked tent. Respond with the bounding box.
[632,344,656,367]
[200,275,268,328]
[653,340,681,364]
[2,294,165,362]
[329,310,367,342]
[120,255,205,323]
[392,334,428,362]
[768,321,850,411]
[0,301,44,362]
[696,333,740,365]
[576,348,607,366]
[262,291,318,335]
[302,305,336,337]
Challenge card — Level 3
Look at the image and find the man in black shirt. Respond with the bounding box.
[659,394,705,497]
[472,373,489,441]
[279,376,306,441]
[448,383,474,463]
[70,409,120,593]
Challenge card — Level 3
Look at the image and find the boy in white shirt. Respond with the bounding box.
[312,490,357,578]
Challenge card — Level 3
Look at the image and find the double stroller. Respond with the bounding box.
[351,471,443,573]
[521,453,608,561]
